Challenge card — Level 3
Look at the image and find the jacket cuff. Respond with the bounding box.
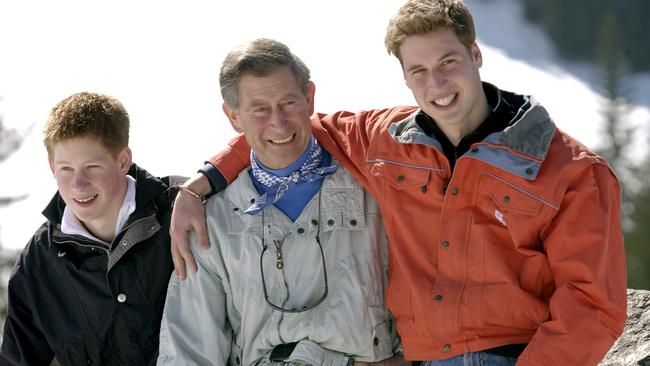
[198,162,228,197]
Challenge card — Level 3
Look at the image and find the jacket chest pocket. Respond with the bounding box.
[370,159,442,194]
[477,171,545,225]
[473,170,556,258]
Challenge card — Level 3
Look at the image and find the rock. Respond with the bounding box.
[600,289,650,366]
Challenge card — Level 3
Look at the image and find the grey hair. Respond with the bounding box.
[219,38,311,109]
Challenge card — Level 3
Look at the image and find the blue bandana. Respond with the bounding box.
[245,136,339,215]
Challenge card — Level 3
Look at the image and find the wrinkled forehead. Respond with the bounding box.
[237,68,306,105]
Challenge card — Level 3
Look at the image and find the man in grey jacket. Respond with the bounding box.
[157,39,407,366]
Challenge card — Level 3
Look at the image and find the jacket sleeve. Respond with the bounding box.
[205,133,251,185]
[157,236,232,366]
[0,268,55,365]
[517,162,627,366]
[310,107,415,189]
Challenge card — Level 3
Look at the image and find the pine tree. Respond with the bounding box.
[594,7,650,290]
[626,155,650,289]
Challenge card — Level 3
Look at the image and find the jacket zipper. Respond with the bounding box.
[274,239,292,310]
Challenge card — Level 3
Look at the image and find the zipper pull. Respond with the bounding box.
[274,240,284,269]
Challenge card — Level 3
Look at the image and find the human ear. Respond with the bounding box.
[306,82,316,116]
[117,147,132,174]
[471,43,483,67]
[222,103,243,133]
[48,155,56,176]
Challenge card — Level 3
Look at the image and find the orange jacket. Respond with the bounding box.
[209,92,627,365]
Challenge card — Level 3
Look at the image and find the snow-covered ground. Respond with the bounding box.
[1,0,648,250]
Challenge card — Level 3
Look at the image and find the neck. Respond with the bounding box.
[442,91,490,147]
[83,218,118,243]
[84,179,128,243]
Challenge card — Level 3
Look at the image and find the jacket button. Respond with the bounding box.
[349,219,357,226]
[503,195,510,204]
[443,344,452,352]
[149,224,156,231]
[250,198,256,203]
[450,188,459,195]
[311,219,319,226]
[121,239,128,246]
[373,336,379,346]
[396,175,405,183]
[421,186,427,193]
[434,294,443,301]
[297,228,305,234]
[117,293,127,303]
[441,241,450,249]
[327,219,335,226]
[525,168,534,175]
[471,147,479,153]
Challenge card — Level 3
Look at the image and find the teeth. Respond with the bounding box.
[271,135,293,144]
[434,94,455,107]
[75,195,97,203]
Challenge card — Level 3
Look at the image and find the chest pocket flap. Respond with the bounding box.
[480,171,545,215]
[370,160,432,190]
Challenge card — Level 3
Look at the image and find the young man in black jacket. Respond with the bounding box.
[0,92,182,365]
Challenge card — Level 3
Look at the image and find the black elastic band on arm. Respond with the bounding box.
[198,162,228,198]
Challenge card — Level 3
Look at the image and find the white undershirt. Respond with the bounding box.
[60,175,137,245]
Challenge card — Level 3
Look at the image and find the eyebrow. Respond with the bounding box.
[53,158,102,165]
[404,51,459,73]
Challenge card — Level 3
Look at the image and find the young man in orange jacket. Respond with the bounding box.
[170,1,627,365]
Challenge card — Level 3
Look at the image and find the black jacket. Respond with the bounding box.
[0,164,182,366]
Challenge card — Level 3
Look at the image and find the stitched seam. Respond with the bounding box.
[366,158,447,172]
[481,171,559,210]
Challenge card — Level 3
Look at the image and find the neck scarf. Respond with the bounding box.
[245,136,338,215]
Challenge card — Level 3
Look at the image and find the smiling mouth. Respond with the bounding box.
[432,93,457,107]
[270,134,294,144]
[74,194,98,204]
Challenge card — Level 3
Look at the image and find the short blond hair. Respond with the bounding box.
[43,92,129,157]
[385,0,476,61]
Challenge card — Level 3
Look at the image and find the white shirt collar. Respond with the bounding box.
[61,175,137,245]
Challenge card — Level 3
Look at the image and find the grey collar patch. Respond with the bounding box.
[388,96,556,161]
[498,96,555,160]
[388,110,442,150]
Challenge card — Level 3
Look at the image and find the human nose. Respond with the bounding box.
[269,108,288,129]
[72,170,89,190]
[427,69,447,89]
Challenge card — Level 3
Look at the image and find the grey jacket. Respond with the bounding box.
[157,164,399,366]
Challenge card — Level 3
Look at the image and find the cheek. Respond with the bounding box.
[406,78,425,94]
[53,173,69,186]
